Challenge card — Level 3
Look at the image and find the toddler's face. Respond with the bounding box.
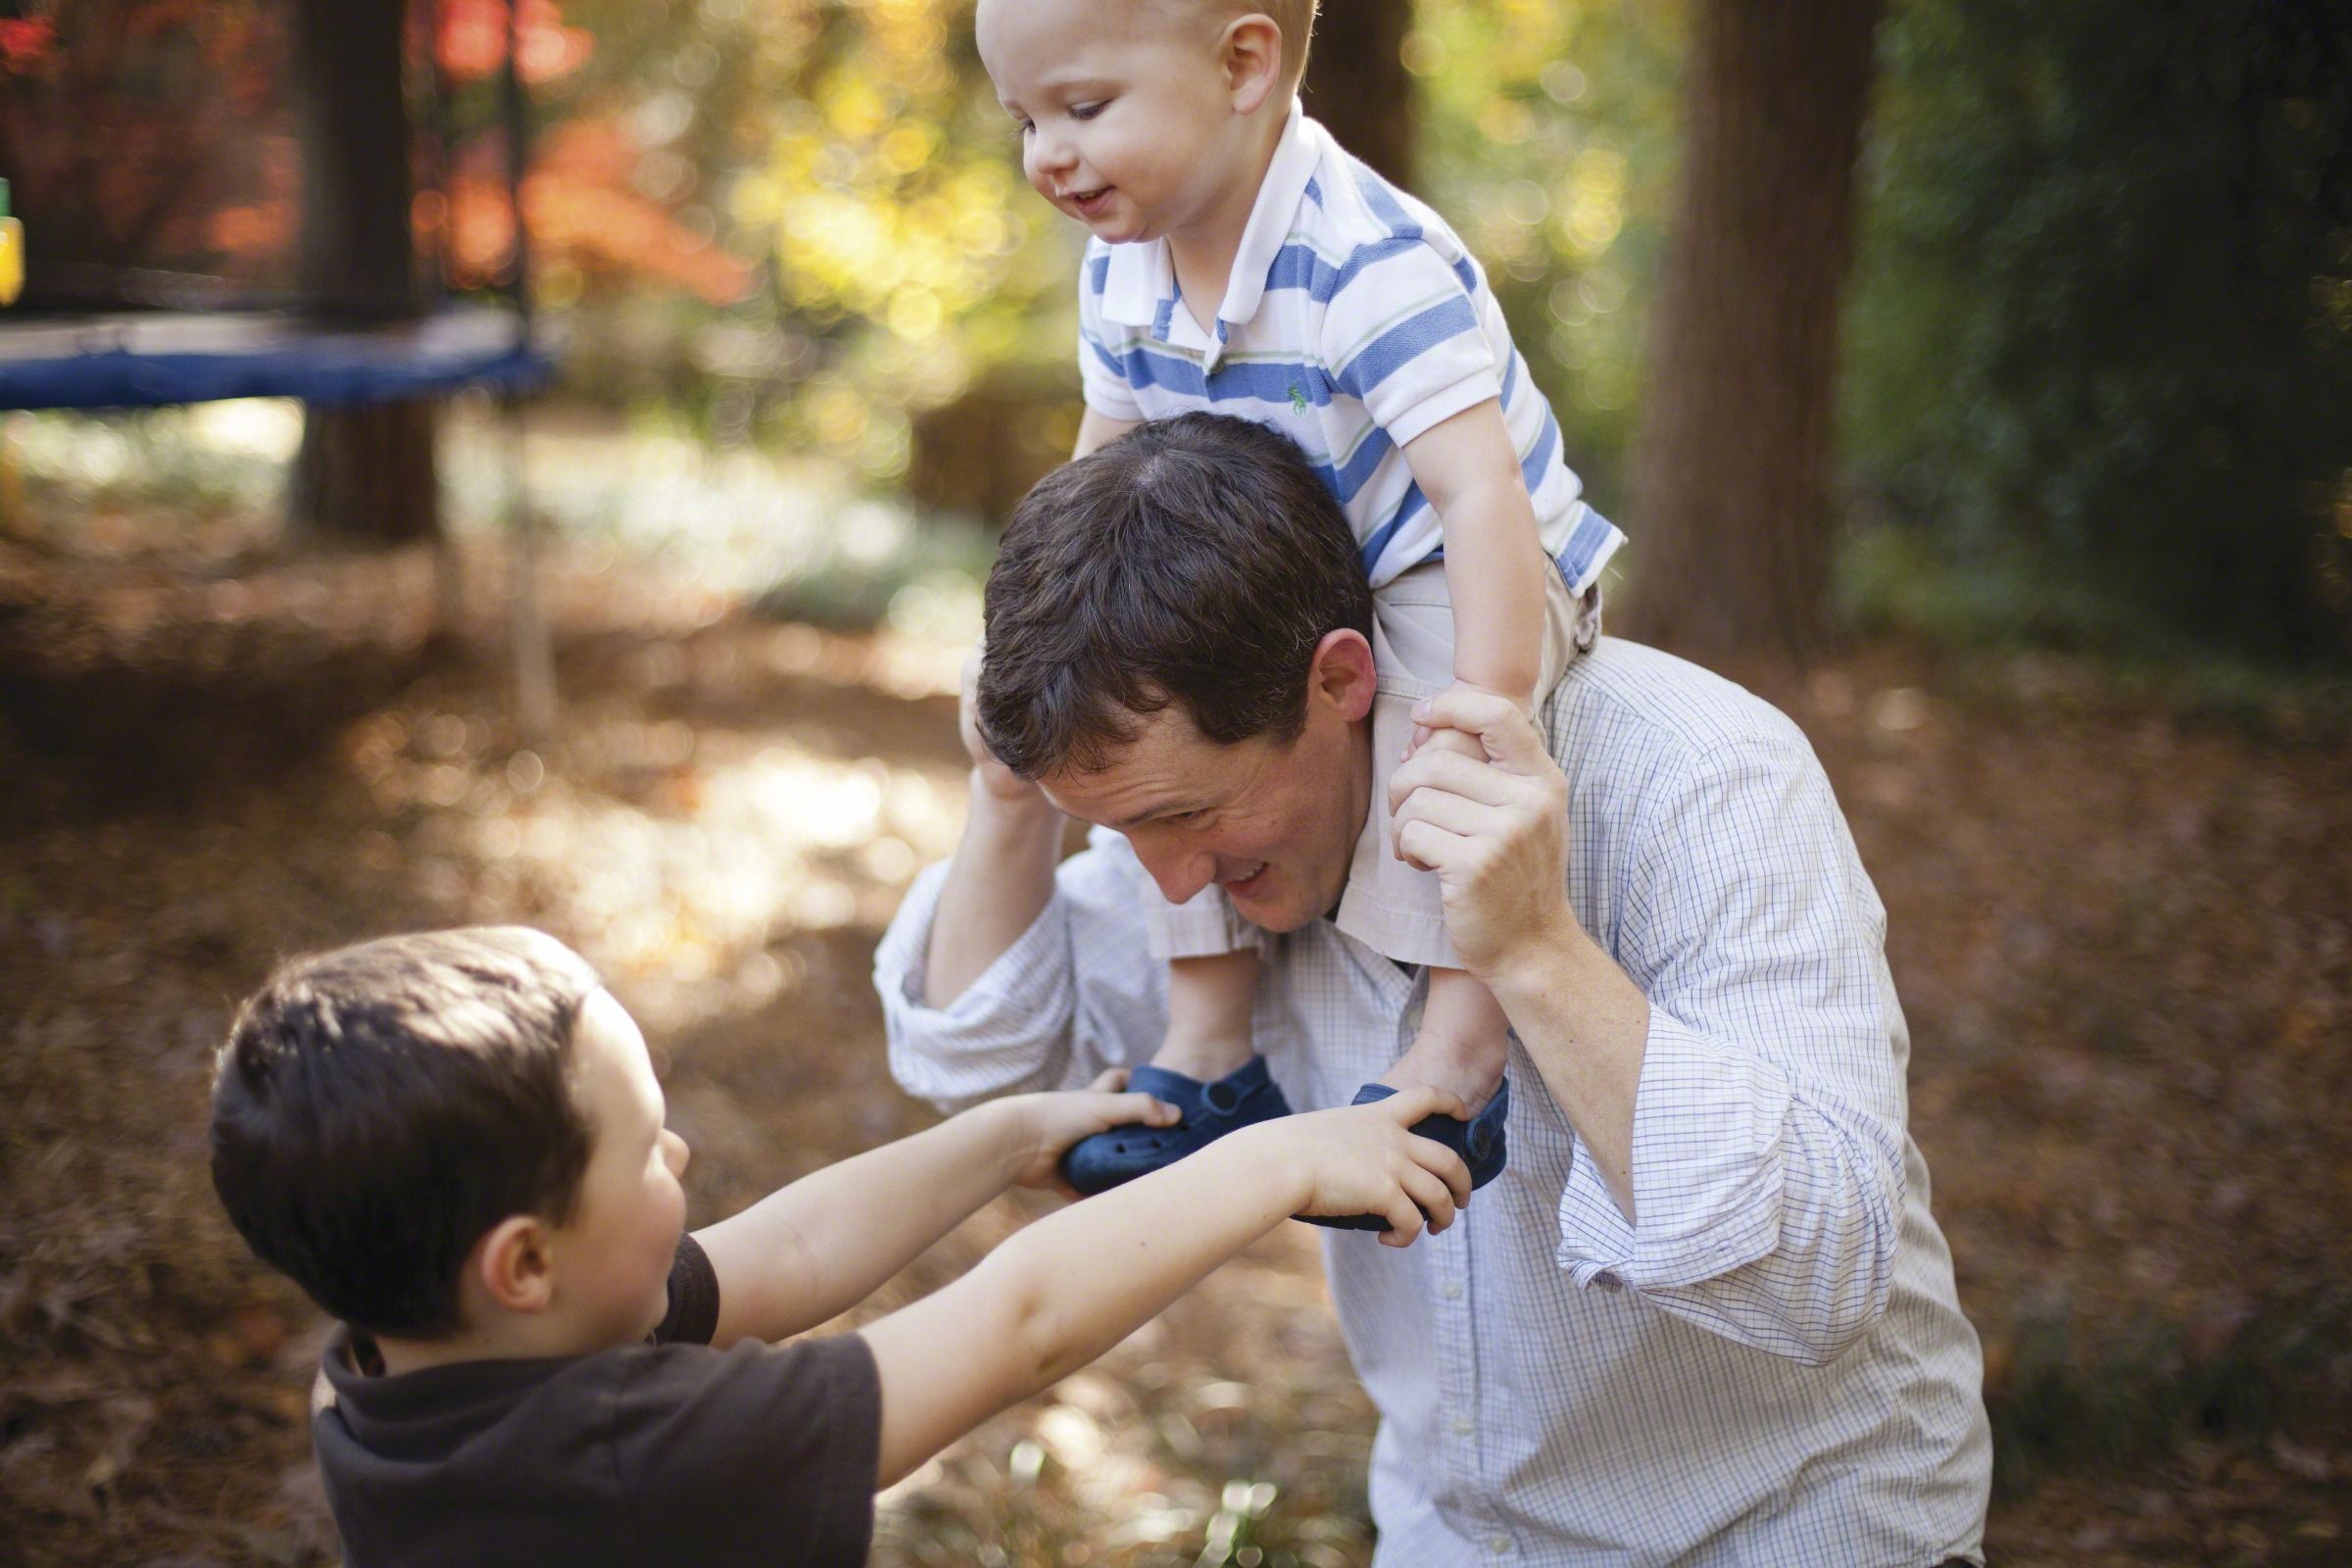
[977,0,1244,246]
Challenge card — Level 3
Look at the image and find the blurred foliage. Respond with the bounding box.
[1843,0,2352,666]
[1409,0,1682,519]
[532,0,1681,515]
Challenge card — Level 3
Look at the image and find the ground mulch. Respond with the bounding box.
[2,525,2346,1567]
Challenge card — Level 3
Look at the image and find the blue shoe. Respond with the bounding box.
[1059,1056,1296,1196]
[1298,1076,1511,1231]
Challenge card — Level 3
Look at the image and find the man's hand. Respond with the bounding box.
[995,1070,1179,1196]
[959,648,1047,807]
[1253,1088,1475,1248]
[1388,687,1581,982]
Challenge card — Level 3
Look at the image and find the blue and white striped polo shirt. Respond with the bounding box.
[1076,101,1625,594]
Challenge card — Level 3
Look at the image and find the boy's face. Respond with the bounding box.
[553,989,692,1346]
[977,0,1258,247]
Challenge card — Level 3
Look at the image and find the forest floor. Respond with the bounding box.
[3,507,2348,1568]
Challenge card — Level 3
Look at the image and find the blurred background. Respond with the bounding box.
[0,2,2347,1565]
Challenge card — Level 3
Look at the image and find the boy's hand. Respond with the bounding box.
[1274,1088,1476,1247]
[997,1070,1179,1196]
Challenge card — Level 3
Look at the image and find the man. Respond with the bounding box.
[876,414,1991,1566]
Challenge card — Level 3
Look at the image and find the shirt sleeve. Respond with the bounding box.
[607,1335,881,1567]
[1076,243,1144,422]
[1322,238,1503,448]
[651,1234,721,1347]
[875,826,1167,1113]
[1551,731,1911,1367]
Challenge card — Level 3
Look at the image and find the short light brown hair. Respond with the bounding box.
[978,413,1371,778]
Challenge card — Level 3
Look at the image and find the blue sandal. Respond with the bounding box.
[1298,1076,1511,1231]
[1060,1056,1296,1196]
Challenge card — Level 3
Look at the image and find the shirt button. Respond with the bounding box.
[1441,1280,1464,1301]
[1453,1417,1475,1438]
[1488,1536,1512,1555]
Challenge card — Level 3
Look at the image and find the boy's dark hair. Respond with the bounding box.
[977,412,1372,778]
[210,927,601,1339]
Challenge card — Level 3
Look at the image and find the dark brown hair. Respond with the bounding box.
[210,927,601,1339]
[978,413,1372,778]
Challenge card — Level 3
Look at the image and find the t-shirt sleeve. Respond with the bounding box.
[651,1233,721,1347]
[607,1334,882,1567]
[1075,243,1144,422]
[1323,239,1503,447]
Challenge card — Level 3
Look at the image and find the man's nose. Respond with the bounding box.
[1139,844,1216,907]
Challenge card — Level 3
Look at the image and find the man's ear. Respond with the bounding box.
[1307,628,1378,723]
[1219,15,1284,116]
[471,1213,557,1316]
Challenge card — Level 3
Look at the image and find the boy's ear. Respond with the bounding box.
[1219,15,1284,116]
[472,1214,558,1316]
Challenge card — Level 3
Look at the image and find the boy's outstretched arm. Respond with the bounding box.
[859,1089,1475,1488]
[694,1076,1177,1348]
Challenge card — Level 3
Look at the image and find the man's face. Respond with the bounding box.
[1038,633,1377,934]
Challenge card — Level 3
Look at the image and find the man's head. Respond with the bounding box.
[978,0,1317,247]
[211,928,689,1351]
[979,414,1377,933]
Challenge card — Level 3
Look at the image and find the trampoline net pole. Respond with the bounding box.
[505,391,556,738]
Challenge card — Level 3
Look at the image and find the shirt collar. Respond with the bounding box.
[1097,100,1322,350]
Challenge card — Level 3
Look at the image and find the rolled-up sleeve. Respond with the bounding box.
[1553,732,1909,1367]
[876,829,1167,1113]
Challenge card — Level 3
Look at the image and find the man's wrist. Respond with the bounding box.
[1485,905,1600,1013]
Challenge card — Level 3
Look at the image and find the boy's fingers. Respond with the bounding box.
[1379,1190,1425,1249]
[1086,1067,1131,1093]
[1403,1165,1457,1233]
[1405,1137,1473,1206]
[1381,1084,1470,1126]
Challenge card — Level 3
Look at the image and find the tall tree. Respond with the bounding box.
[1299,0,1414,190]
[1621,0,1885,660]
[289,0,438,544]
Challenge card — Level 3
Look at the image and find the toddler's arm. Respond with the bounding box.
[693,1079,1176,1348]
[858,1089,1474,1487]
[1073,406,1141,460]
[1401,398,1549,713]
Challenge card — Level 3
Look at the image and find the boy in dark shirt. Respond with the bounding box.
[210,927,1471,1567]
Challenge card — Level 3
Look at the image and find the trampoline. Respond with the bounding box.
[0,0,564,725]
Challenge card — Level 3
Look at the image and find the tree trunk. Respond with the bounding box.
[289,0,438,544]
[1299,0,1414,190]
[1620,0,1885,661]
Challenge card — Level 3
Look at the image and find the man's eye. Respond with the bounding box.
[1070,101,1106,122]
[1168,808,1208,824]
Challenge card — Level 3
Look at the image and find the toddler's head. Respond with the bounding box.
[210,928,690,1355]
[977,0,1319,246]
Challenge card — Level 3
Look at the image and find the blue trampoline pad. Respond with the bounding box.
[0,306,556,411]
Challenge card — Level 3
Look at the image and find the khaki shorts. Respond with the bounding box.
[1145,559,1598,967]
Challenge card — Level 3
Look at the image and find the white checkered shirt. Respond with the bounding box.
[877,639,1991,1567]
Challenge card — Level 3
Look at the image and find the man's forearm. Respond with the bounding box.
[924,780,1065,1006]
[1489,914,1650,1219]
[696,1102,1022,1346]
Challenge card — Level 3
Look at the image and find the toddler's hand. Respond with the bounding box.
[1279,1088,1475,1247]
[999,1069,1178,1195]
[1404,678,1525,763]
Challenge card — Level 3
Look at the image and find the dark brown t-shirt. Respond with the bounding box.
[314,1236,880,1568]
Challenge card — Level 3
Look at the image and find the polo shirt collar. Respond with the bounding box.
[1097,100,1321,358]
